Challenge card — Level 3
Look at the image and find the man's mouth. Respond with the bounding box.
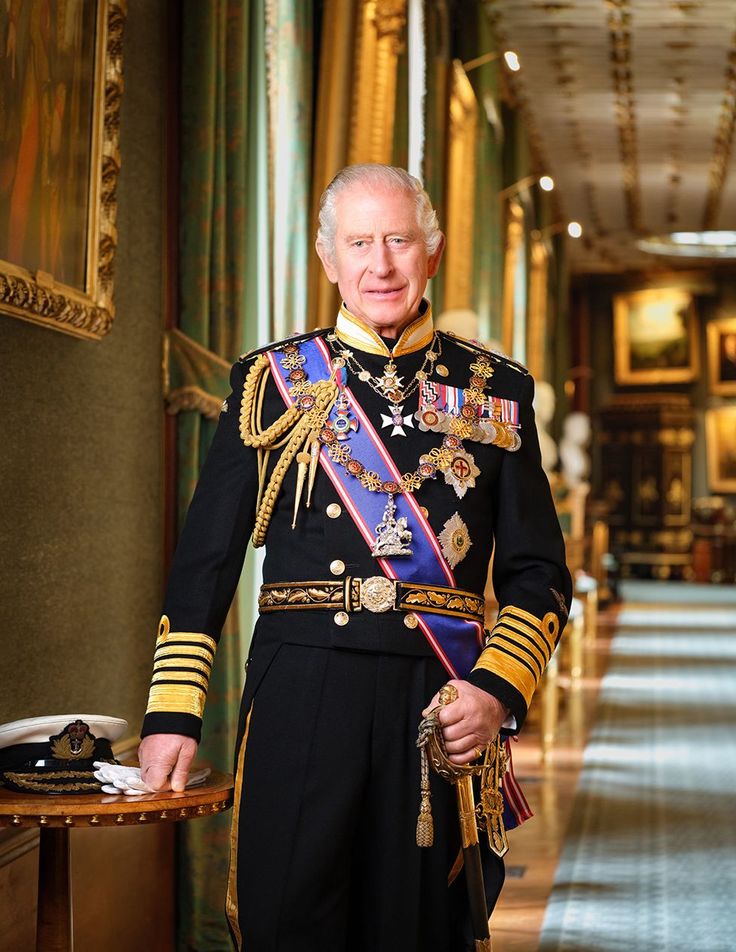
[365,287,404,297]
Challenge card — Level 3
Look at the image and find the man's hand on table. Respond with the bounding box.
[138,733,198,792]
[423,679,510,765]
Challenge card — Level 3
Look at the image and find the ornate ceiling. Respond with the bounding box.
[484,0,736,272]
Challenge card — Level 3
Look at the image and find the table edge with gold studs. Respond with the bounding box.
[0,767,234,952]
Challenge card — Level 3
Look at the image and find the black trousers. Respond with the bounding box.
[226,641,504,951]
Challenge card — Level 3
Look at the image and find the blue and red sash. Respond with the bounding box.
[267,337,531,829]
[268,337,485,679]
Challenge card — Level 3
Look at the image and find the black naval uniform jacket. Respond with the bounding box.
[141,315,572,746]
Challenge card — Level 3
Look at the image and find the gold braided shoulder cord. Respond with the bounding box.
[239,354,338,547]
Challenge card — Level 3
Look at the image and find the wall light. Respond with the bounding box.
[498,174,555,199]
[462,49,521,73]
[531,222,584,240]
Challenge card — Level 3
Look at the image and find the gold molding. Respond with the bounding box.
[702,28,736,229]
[501,200,524,356]
[0,0,127,340]
[348,0,408,165]
[443,61,478,311]
[527,237,549,380]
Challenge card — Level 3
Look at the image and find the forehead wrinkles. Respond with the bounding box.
[334,187,418,238]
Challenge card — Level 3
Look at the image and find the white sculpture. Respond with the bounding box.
[559,412,591,489]
[533,380,558,479]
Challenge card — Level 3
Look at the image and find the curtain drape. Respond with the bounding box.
[171,3,312,946]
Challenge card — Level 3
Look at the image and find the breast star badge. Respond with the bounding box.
[381,403,414,437]
[442,448,480,498]
[438,512,473,568]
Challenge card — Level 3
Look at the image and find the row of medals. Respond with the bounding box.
[278,334,520,558]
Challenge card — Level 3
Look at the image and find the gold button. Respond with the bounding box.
[330,559,346,576]
[420,507,429,518]
[334,611,349,627]
[404,612,419,630]
[326,503,342,519]
[436,364,449,378]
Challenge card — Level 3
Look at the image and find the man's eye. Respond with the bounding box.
[353,240,366,248]
[390,237,407,245]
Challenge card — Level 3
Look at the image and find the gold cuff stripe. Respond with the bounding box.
[493,618,553,665]
[155,631,217,650]
[146,683,206,718]
[154,645,214,665]
[492,629,546,676]
[472,646,537,707]
[152,670,209,690]
[501,606,560,646]
[153,657,212,677]
[499,605,543,631]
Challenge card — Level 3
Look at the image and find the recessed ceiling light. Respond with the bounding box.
[637,231,736,258]
[539,175,555,192]
[567,221,583,238]
[503,51,521,71]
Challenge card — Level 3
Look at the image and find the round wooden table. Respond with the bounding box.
[0,770,234,952]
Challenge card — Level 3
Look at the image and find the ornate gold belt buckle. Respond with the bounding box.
[359,576,397,613]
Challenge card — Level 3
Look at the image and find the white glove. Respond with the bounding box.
[93,761,211,796]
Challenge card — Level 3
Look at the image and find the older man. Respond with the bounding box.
[139,165,570,950]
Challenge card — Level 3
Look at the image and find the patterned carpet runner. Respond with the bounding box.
[538,583,736,952]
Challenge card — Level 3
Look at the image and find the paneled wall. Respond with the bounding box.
[0,1,174,947]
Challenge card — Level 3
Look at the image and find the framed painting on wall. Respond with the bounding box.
[613,287,699,385]
[0,0,126,341]
[706,406,736,493]
[707,317,736,396]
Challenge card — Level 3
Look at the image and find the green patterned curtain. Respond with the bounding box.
[172,2,312,946]
[468,7,503,342]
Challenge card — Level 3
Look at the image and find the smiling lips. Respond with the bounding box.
[365,287,404,296]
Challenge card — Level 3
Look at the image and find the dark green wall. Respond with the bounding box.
[0,0,167,738]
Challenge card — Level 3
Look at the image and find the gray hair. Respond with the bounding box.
[316,164,443,260]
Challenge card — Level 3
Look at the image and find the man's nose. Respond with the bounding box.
[369,242,392,275]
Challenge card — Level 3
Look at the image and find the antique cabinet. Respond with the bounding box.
[598,394,695,579]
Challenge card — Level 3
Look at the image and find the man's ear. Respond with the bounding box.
[427,233,446,279]
[316,240,338,284]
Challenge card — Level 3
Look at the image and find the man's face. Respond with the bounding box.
[316,183,444,338]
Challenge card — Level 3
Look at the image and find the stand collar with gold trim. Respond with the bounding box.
[334,301,434,357]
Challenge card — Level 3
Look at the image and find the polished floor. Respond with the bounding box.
[491,582,736,952]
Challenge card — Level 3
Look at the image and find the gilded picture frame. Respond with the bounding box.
[705,406,736,493]
[613,287,699,385]
[0,0,126,341]
[707,317,736,396]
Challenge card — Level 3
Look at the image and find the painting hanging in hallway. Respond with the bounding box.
[707,317,736,396]
[613,287,699,385]
[706,406,736,493]
[0,0,126,340]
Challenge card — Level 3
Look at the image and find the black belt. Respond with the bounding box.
[258,577,485,623]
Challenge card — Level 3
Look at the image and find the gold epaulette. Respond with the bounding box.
[437,330,529,375]
[238,327,331,363]
[238,347,338,547]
